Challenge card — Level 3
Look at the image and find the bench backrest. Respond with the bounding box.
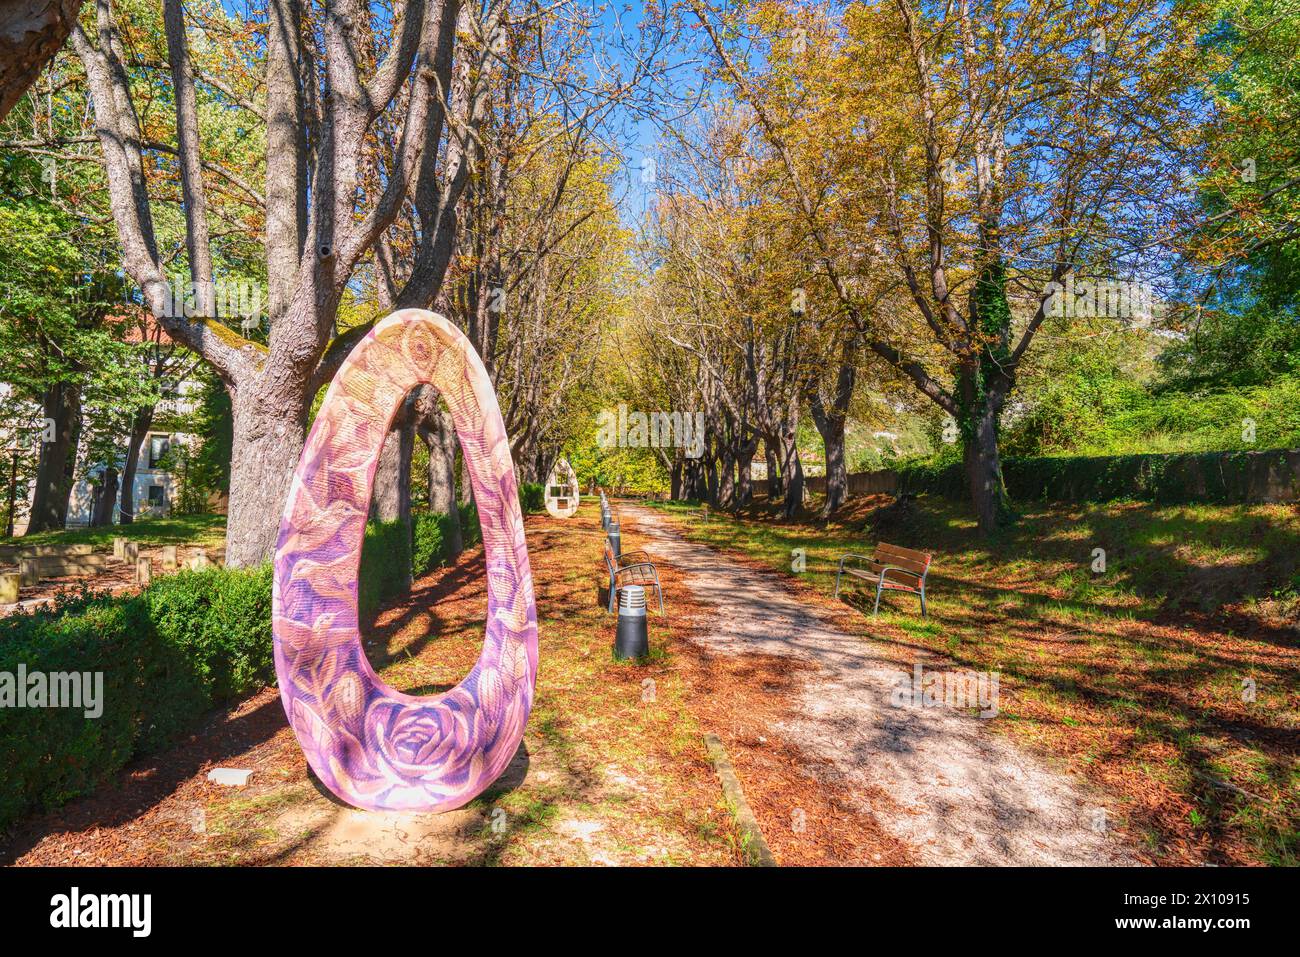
[873,542,932,578]
[603,542,618,575]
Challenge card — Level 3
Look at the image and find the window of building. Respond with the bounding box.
[148,485,165,507]
[149,435,171,468]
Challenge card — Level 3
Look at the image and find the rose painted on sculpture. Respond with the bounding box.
[272,310,538,813]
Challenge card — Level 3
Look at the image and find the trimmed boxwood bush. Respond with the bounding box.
[0,565,275,832]
[142,565,274,729]
[519,481,545,513]
[410,497,496,579]
[0,594,154,830]
[460,500,482,548]
[359,519,412,622]
[411,510,455,578]
[0,512,432,832]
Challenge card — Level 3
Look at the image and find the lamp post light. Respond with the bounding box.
[607,518,621,558]
[613,584,649,661]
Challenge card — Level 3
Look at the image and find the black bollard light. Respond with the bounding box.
[601,505,611,531]
[614,584,649,660]
[607,521,621,558]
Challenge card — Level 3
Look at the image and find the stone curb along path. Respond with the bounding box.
[625,505,1136,866]
[703,734,777,867]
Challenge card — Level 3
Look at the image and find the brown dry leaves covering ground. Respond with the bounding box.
[9,494,1284,866]
[627,511,915,866]
[642,496,1300,866]
[1,504,744,866]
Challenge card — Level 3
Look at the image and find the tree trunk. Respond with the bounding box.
[777,423,804,520]
[372,423,413,525]
[459,454,472,506]
[680,457,701,500]
[764,439,781,501]
[27,380,81,533]
[809,407,848,518]
[783,449,804,519]
[57,408,80,526]
[808,349,856,518]
[0,0,84,122]
[371,419,414,591]
[120,406,154,525]
[372,425,413,521]
[735,445,754,506]
[670,454,683,500]
[704,447,719,505]
[425,407,462,559]
[717,443,735,508]
[820,428,847,517]
[91,467,119,526]
[223,383,307,567]
[963,399,1011,536]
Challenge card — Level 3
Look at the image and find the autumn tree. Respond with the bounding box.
[692,0,1204,532]
[0,198,145,531]
[53,0,525,563]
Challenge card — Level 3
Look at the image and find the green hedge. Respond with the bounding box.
[897,448,1300,505]
[0,517,417,832]
[0,507,480,831]
[412,511,455,578]
[359,519,412,622]
[460,501,482,548]
[0,566,274,831]
[410,498,492,579]
[520,482,545,513]
[139,566,274,750]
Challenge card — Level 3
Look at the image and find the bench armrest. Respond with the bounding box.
[617,549,653,567]
[837,553,876,573]
[877,564,923,586]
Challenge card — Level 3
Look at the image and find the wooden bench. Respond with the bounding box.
[834,542,932,617]
[604,541,664,614]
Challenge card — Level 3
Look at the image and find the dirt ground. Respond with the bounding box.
[12,497,1254,866]
[0,544,218,617]
[624,505,1137,866]
[0,506,740,866]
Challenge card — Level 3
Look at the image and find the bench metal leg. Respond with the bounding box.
[834,566,843,598]
[920,584,927,618]
[872,581,884,616]
[608,577,617,613]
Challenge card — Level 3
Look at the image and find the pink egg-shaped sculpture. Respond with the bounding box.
[272,309,538,812]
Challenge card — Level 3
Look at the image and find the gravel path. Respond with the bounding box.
[627,505,1136,866]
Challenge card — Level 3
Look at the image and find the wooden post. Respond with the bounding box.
[113,536,126,560]
[0,572,19,604]
[135,556,152,586]
[161,545,178,571]
[123,541,139,563]
[18,557,39,587]
[187,549,210,571]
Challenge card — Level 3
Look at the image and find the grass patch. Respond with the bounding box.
[642,493,1300,866]
[11,514,227,551]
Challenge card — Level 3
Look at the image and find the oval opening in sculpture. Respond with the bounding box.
[272,310,538,813]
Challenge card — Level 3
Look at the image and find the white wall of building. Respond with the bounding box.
[6,375,203,531]
[64,433,191,527]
